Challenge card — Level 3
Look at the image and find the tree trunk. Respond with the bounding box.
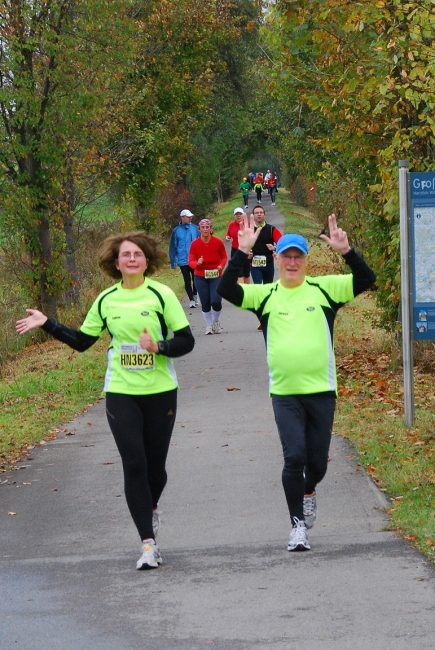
[216,172,223,203]
[37,213,58,319]
[62,174,80,305]
[136,204,147,225]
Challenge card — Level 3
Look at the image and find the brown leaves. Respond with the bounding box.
[337,350,402,412]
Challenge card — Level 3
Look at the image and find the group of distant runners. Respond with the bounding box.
[170,200,282,335]
[241,170,278,207]
[16,192,375,570]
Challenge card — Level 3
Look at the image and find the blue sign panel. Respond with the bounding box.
[410,172,435,340]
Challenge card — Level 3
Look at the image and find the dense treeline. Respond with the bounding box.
[2,0,434,329]
[262,0,435,328]
[0,0,262,317]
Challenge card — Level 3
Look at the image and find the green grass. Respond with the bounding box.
[332,294,435,561]
[0,339,107,468]
[275,191,321,239]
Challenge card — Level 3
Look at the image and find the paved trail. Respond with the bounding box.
[1,197,434,649]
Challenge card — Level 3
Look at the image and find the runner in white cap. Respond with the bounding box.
[169,209,200,308]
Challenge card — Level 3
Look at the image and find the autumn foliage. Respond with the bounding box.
[265,0,435,328]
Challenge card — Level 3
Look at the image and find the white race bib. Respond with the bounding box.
[119,343,155,371]
[252,255,267,267]
[204,268,219,279]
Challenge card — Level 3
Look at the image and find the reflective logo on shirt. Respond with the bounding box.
[141,311,149,316]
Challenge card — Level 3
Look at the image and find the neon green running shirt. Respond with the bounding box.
[240,275,355,395]
[80,278,189,395]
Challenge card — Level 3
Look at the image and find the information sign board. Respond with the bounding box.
[410,171,435,340]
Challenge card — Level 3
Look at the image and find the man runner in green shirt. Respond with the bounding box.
[217,214,375,552]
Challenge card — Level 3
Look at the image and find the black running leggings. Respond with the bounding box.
[105,390,177,541]
[179,264,197,301]
[272,393,336,522]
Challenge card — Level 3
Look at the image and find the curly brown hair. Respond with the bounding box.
[98,231,167,280]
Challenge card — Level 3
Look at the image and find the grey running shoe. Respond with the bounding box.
[303,492,317,529]
[152,506,161,537]
[136,539,162,570]
[287,517,310,552]
[212,320,223,334]
[194,295,200,306]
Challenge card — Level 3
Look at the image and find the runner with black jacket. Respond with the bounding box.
[217,214,375,553]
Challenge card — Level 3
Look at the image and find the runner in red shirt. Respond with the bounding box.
[189,219,228,335]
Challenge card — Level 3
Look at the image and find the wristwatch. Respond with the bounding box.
[157,341,166,355]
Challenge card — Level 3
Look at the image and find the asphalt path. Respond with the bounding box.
[1,195,434,649]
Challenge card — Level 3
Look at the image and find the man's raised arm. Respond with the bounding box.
[320,213,375,296]
[217,215,260,306]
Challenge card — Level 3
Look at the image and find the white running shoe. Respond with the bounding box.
[194,295,200,306]
[136,539,162,570]
[303,492,317,529]
[189,300,196,308]
[205,326,213,335]
[152,506,161,537]
[212,320,223,334]
[287,517,310,552]
[244,205,248,209]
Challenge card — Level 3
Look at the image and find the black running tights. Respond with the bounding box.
[105,390,177,541]
[272,393,336,522]
[179,264,197,301]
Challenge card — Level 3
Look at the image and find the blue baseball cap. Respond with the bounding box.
[276,234,308,255]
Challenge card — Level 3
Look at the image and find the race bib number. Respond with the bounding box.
[204,268,219,279]
[119,343,155,371]
[252,255,267,267]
